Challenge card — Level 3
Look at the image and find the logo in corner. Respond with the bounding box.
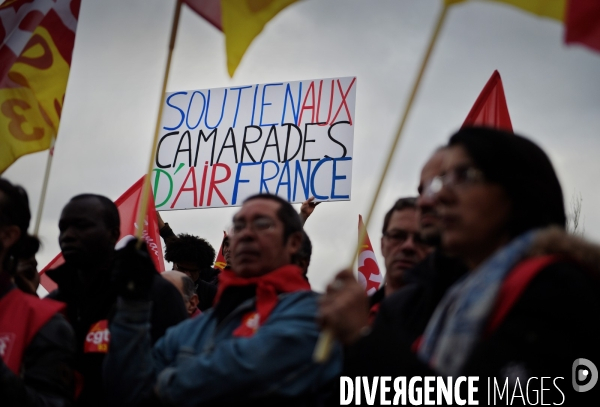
[572,358,598,392]
[0,333,16,361]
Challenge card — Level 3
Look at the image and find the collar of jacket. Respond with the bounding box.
[526,226,600,279]
[46,259,115,297]
[214,264,310,335]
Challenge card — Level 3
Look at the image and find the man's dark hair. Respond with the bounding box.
[165,234,216,269]
[293,230,312,263]
[181,273,196,300]
[0,178,40,274]
[69,194,120,231]
[382,197,417,234]
[243,194,303,242]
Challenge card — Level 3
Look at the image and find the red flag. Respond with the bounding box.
[565,0,600,53]
[39,176,165,292]
[213,231,228,270]
[357,215,382,295]
[462,70,513,132]
[183,0,222,31]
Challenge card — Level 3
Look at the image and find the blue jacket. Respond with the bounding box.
[104,290,342,406]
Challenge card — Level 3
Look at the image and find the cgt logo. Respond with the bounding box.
[572,358,598,393]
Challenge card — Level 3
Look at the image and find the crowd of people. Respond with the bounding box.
[1,127,600,406]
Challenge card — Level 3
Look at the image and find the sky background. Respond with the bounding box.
[4,0,600,294]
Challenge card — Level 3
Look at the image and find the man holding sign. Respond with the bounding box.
[104,194,342,406]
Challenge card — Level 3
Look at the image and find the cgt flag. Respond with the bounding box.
[358,215,382,295]
[0,0,81,173]
[39,176,165,292]
[183,0,299,76]
[462,70,513,132]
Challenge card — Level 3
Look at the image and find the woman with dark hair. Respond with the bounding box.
[321,128,600,404]
[0,178,76,407]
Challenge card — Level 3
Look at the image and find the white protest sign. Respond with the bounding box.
[152,77,356,210]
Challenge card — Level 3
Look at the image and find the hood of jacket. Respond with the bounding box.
[526,226,600,279]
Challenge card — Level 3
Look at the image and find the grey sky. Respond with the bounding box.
[4,0,600,292]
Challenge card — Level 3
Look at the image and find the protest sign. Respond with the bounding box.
[152,77,357,210]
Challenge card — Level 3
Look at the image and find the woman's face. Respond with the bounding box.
[435,145,512,268]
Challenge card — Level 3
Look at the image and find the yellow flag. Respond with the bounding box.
[0,0,80,173]
[221,0,299,77]
[445,0,567,21]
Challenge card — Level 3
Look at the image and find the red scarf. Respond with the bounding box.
[215,265,311,337]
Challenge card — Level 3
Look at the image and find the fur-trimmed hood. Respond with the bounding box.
[526,226,600,278]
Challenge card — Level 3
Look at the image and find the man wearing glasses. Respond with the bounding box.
[104,194,342,406]
[319,148,467,345]
[380,197,433,297]
[363,197,434,323]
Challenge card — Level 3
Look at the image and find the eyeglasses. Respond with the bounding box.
[422,165,485,198]
[383,229,428,248]
[229,216,276,236]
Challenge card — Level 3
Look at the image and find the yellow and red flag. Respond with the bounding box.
[0,0,81,173]
[446,0,565,20]
[447,0,600,53]
[184,0,299,76]
[565,0,600,52]
[213,231,228,270]
[358,215,382,295]
[462,70,513,132]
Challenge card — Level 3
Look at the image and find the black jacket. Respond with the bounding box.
[0,284,76,407]
[378,250,467,345]
[47,261,187,407]
[340,230,600,405]
[366,250,466,334]
[196,266,220,311]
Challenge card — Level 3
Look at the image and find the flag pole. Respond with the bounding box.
[135,0,183,245]
[313,3,451,363]
[33,137,56,235]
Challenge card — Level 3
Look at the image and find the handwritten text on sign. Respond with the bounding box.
[153,77,357,210]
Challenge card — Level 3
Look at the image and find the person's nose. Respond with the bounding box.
[435,180,455,209]
[59,227,76,245]
[399,234,417,255]
[231,225,256,247]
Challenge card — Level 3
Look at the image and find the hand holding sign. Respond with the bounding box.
[113,239,156,301]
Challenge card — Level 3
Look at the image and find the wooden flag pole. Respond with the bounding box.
[135,0,183,245]
[33,137,56,235]
[313,3,451,363]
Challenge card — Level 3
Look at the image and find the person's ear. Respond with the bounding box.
[110,227,120,244]
[286,231,303,256]
[0,225,21,251]
[189,293,199,310]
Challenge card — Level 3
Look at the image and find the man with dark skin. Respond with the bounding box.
[46,194,187,407]
[156,211,220,310]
